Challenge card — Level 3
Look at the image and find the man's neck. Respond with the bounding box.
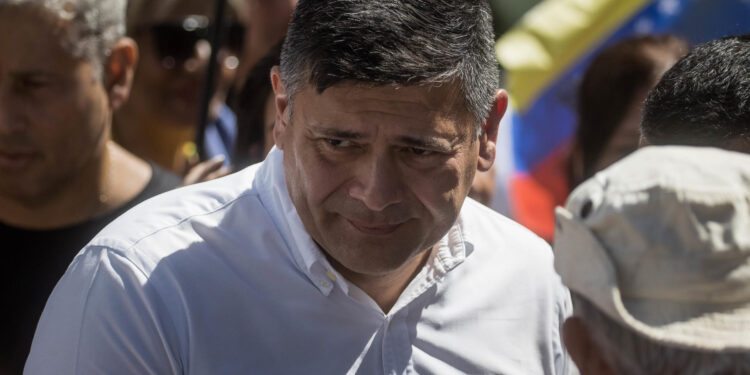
[0,141,151,230]
[331,248,432,314]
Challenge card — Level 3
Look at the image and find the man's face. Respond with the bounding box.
[0,7,109,203]
[274,79,486,277]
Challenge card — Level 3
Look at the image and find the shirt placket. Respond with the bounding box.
[380,308,415,375]
[378,226,467,375]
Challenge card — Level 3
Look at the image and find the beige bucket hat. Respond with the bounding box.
[554,146,750,351]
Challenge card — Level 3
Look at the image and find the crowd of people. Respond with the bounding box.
[1,0,749,374]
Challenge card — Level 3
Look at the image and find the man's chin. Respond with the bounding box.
[324,238,430,276]
[334,255,417,278]
[0,174,47,200]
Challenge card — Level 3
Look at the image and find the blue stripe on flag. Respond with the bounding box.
[511,0,750,173]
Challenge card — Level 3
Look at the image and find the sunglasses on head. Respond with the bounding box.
[135,15,245,67]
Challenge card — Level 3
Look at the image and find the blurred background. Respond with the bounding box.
[485,0,750,241]
[491,0,544,37]
[117,0,750,241]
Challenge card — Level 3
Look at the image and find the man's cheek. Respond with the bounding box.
[423,166,463,198]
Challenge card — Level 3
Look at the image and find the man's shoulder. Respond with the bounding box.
[90,165,264,264]
[143,163,182,195]
[453,200,571,326]
[460,198,552,261]
[456,199,565,299]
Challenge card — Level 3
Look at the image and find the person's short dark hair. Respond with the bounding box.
[642,34,750,149]
[569,34,687,188]
[279,0,499,131]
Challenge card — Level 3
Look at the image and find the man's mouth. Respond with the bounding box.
[0,150,38,170]
[346,219,404,235]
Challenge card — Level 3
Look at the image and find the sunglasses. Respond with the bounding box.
[135,15,245,67]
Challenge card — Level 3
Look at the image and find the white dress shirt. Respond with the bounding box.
[26,148,573,375]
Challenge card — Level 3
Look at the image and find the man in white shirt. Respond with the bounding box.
[26,1,573,373]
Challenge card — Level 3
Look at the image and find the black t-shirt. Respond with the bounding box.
[0,165,180,374]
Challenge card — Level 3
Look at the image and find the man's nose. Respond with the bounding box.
[348,155,404,212]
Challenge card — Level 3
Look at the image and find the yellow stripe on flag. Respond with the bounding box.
[496,0,651,112]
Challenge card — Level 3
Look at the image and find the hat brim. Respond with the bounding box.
[554,207,750,352]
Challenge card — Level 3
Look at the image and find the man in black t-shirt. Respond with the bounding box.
[0,1,180,372]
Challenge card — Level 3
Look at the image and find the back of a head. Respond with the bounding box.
[280,0,499,129]
[642,34,750,151]
[555,146,750,374]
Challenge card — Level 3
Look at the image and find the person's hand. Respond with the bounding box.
[182,155,233,185]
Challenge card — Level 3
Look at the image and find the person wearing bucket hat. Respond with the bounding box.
[554,146,750,375]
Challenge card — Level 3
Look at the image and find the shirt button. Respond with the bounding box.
[325,270,337,281]
[318,279,332,289]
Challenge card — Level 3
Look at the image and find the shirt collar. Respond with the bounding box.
[434,214,469,274]
[256,148,473,298]
[256,148,347,296]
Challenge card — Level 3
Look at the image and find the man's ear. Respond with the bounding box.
[270,66,290,150]
[105,37,138,111]
[563,317,616,375]
[477,89,508,172]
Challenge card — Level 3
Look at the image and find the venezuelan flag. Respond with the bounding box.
[493,0,750,241]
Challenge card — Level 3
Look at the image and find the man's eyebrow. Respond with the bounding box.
[309,126,366,139]
[397,135,460,150]
[9,70,61,82]
[10,70,52,77]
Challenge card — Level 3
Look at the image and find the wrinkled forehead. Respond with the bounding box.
[0,4,77,50]
[293,79,474,124]
[0,2,67,26]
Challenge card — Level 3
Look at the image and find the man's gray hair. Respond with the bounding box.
[2,0,126,79]
[571,293,750,375]
[280,0,500,134]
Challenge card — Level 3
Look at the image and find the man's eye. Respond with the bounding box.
[408,147,434,156]
[325,139,352,148]
[15,77,49,91]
